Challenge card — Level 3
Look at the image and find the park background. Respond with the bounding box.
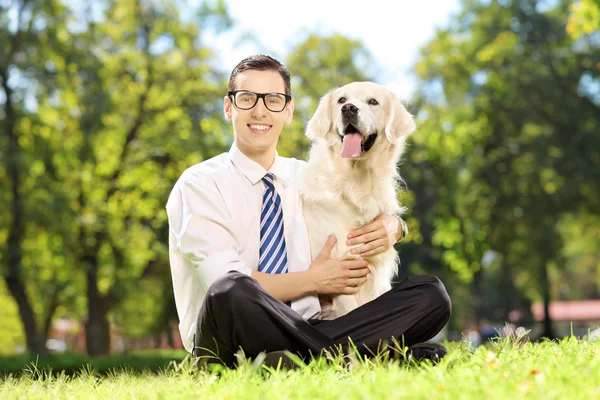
[1,0,599,360]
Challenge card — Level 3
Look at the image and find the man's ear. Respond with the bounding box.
[306,91,333,140]
[384,94,416,145]
[224,96,233,121]
[285,99,295,124]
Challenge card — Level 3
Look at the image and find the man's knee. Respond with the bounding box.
[205,271,257,309]
[417,276,452,319]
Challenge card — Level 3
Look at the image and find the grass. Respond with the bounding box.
[0,337,598,399]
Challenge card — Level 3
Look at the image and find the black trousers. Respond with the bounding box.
[194,271,451,368]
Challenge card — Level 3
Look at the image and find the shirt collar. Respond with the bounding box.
[229,143,290,187]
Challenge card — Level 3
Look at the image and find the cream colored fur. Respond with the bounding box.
[299,82,416,319]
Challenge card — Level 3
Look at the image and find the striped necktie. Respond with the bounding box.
[259,173,289,275]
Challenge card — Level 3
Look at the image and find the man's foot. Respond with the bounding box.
[405,342,447,364]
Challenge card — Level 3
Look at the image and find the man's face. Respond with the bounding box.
[224,70,294,158]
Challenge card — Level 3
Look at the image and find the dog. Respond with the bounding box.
[299,81,416,319]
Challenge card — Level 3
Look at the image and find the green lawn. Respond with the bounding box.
[1,337,598,399]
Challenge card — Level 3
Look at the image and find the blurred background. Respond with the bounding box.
[1,0,599,358]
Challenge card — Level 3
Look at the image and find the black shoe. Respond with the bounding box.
[405,342,447,364]
[262,351,301,370]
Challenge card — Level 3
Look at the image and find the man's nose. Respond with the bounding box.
[252,98,268,117]
[341,103,359,117]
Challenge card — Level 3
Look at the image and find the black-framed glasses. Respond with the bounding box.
[228,90,291,112]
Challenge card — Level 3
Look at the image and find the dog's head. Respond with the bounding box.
[306,82,416,159]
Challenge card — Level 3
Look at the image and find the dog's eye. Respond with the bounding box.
[368,98,379,106]
[338,97,346,104]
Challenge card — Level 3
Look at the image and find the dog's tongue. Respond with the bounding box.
[341,134,362,158]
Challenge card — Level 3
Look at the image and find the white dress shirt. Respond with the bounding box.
[166,143,321,352]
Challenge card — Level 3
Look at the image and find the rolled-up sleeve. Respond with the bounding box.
[167,175,253,292]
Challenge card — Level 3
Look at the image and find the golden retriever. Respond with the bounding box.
[299,82,416,319]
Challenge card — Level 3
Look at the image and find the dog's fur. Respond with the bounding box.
[299,82,416,319]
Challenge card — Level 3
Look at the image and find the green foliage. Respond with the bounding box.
[1,0,233,352]
[567,0,600,38]
[111,277,171,338]
[405,0,600,330]
[0,349,187,377]
[1,0,79,353]
[43,0,233,349]
[554,211,600,298]
[0,280,25,355]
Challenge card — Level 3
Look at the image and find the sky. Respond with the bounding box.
[203,0,462,100]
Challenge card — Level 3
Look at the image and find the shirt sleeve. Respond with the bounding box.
[166,175,253,292]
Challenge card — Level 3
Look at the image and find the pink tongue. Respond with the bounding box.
[341,134,362,158]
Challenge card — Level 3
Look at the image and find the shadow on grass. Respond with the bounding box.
[0,349,189,377]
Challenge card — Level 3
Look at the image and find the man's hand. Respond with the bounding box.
[308,235,370,295]
[346,213,403,257]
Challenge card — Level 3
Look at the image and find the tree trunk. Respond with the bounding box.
[84,255,111,356]
[85,310,111,357]
[2,69,45,355]
[42,286,63,344]
[5,276,45,354]
[166,324,174,348]
[540,261,556,339]
[502,262,514,322]
[471,268,484,328]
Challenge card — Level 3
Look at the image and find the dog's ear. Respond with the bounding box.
[306,91,333,140]
[384,95,416,145]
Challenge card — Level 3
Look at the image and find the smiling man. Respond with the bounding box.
[166,55,451,369]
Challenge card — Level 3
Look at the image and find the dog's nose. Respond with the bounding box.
[341,103,359,116]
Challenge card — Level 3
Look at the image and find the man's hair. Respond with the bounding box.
[228,54,292,96]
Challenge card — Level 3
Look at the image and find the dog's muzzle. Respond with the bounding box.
[338,103,377,158]
[339,123,377,158]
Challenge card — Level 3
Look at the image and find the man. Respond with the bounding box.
[166,54,451,368]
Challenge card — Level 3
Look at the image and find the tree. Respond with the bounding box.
[1,0,234,356]
[47,0,232,356]
[409,0,599,337]
[1,0,76,355]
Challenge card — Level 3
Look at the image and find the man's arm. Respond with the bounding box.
[251,270,316,302]
[252,235,369,301]
[167,176,255,290]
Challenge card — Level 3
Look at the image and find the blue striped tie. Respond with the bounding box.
[259,173,289,275]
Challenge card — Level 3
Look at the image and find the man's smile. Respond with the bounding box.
[248,124,272,134]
